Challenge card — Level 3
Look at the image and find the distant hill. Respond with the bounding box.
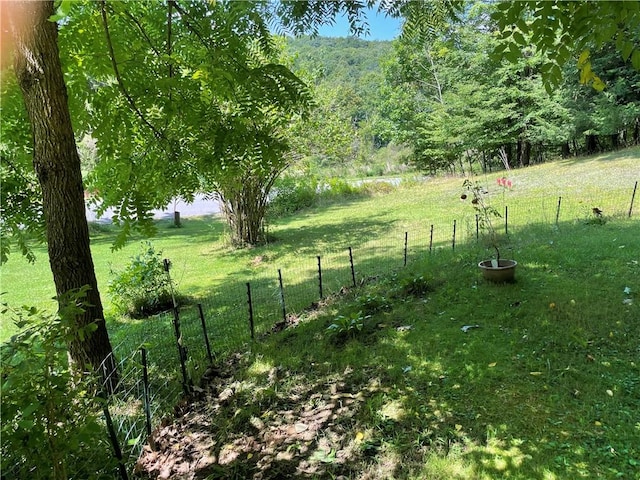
[286,36,392,86]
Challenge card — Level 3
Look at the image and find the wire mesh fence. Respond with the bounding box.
[98,182,638,478]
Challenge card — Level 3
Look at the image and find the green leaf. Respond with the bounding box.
[512,30,525,46]
[632,50,640,70]
[48,0,73,22]
[577,50,590,69]
[592,76,606,92]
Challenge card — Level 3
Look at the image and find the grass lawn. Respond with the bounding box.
[137,218,639,479]
[1,147,639,478]
[1,147,638,343]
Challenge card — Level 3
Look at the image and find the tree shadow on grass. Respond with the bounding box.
[130,217,639,479]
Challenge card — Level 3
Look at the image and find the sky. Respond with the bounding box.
[316,7,403,41]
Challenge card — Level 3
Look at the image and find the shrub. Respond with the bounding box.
[1,290,115,479]
[108,242,176,317]
[325,177,357,196]
[268,175,319,217]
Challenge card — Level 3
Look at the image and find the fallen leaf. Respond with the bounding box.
[355,431,364,442]
[606,389,614,397]
[530,371,543,376]
[294,423,308,433]
[488,362,497,368]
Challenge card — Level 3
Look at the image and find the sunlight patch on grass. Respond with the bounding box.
[378,399,405,421]
[246,356,275,376]
[415,449,476,479]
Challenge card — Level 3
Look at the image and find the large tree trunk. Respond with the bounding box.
[11,1,117,389]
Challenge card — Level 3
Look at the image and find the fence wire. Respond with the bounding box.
[99,183,638,478]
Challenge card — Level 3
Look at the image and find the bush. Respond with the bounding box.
[1,290,115,479]
[108,242,176,317]
[268,175,319,217]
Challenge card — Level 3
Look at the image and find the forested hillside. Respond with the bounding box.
[285,36,397,177]
[285,6,640,177]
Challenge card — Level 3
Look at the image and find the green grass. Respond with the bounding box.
[161,218,639,479]
[1,147,639,477]
[1,147,638,344]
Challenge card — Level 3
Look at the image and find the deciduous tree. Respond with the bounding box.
[5,1,116,386]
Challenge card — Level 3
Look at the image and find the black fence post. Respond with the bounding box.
[141,348,152,439]
[101,396,129,480]
[475,214,479,241]
[452,220,457,251]
[171,307,190,395]
[403,232,408,267]
[505,205,509,235]
[246,282,255,340]
[278,269,287,322]
[555,196,562,225]
[429,224,434,254]
[197,304,214,364]
[629,181,638,218]
[317,256,323,300]
[348,247,356,287]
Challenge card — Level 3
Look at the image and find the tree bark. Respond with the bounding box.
[517,139,531,166]
[585,134,598,154]
[11,1,117,389]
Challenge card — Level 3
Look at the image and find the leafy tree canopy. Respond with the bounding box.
[492,0,640,92]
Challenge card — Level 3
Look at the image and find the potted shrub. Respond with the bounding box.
[461,179,517,282]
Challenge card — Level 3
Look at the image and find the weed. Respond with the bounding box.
[356,293,392,315]
[327,311,371,342]
[0,290,115,479]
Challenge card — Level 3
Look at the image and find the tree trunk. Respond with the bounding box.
[561,142,570,158]
[517,139,531,166]
[585,134,598,154]
[12,1,117,389]
[611,133,619,149]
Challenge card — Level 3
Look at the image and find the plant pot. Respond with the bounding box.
[478,259,517,283]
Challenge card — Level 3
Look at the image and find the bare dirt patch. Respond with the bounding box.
[136,355,381,479]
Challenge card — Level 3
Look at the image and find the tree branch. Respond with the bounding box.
[99,0,165,140]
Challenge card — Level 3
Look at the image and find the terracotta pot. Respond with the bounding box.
[478,259,517,283]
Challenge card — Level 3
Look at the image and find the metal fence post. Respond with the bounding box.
[317,256,323,300]
[555,196,562,225]
[197,304,214,364]
[403,232,408,266]
[452,220,456,251]
[278,269,287,322]
[246,282,255,339]
[505,205,509,235]
[171,307,190,395]
[101,395,129,480]
[629,181,638,217]
[429,224,434,254]
[348,247,356,287]
[141,348,152,439]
